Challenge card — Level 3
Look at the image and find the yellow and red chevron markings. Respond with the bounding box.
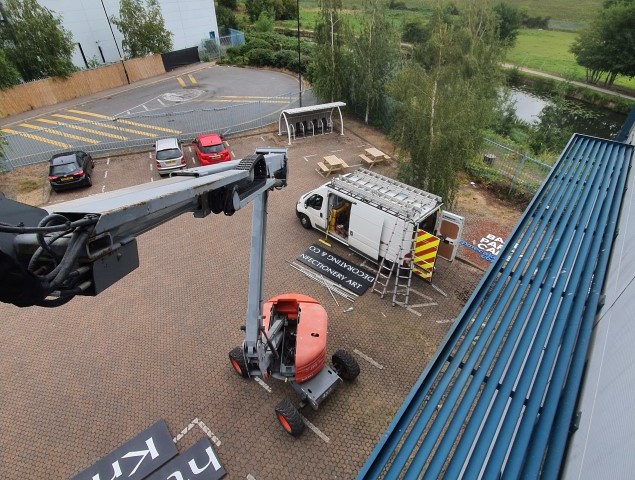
[412,229,440,282]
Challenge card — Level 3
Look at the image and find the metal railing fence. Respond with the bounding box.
[1,89,314,171]
[473,138,553,197]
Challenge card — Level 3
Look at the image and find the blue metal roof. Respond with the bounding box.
[358,134,634,479]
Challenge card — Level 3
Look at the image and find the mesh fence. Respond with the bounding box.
[1,88,314,171]
[470,138,553,198]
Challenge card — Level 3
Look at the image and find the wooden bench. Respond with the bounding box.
[316,161,332,176]
[359,154,373,165]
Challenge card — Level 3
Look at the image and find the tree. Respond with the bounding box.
[571,0,635,87]
[348,0,400,124]
[390,1,504,205]
[493,2,523,46]
[217,0,238,11]
[216,5,238,35]
[0,49,21,89]
[401,15,427,44]
[110,0,173,58]
[245,0,296,22]
[0,0,75,82]
[310,0,351,103]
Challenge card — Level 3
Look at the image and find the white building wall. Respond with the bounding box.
[39,0,218,68]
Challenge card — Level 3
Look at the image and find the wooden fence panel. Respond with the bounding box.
[124,55,166,82]
[0,55,166,117]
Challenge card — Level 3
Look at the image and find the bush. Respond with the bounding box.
[247,48,274,66]
[273,49,297,69]
[245,37,272,50]
[522,14,550,29]
[218,0,238,10]
[402,15,426,43]
[254,11,275,32]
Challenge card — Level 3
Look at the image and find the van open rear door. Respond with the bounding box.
[436,211,464,262]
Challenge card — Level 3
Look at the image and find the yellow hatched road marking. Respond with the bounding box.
[188,74,197,85]
[52,114,156,137]
[67,109,181,134]
[194,99,289,104]
[36,118,128,140]
[19,122,100,144]
[177,76,187,87]
[220,95,284,99]
[1,127,70,148]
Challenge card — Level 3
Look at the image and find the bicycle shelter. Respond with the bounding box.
[278,102,345,145]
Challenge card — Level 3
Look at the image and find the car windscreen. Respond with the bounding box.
[156,148,182,160]
[200,144,224,154]
[50,161,80,176]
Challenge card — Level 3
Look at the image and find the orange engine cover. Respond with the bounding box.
[263,294,328,383]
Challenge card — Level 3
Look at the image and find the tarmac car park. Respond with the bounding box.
[0,128,488,479]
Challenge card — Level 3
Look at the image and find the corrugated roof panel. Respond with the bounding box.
[358,134,634,479]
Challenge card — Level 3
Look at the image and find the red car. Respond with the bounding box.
[193,133,231,166]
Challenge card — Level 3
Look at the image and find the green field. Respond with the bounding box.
[297,0,603,29]
[507,29,635,91]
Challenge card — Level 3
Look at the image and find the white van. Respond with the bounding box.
[296,169,463,269]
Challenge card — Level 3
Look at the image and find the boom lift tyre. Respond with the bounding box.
[275,399,305,437]
[332,350,361,381]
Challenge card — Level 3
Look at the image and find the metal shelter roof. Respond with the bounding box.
[358,134,634,479]
[278,102,345,145]
[330,168,442,222]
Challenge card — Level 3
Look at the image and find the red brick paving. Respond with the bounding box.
[0,129,498,479]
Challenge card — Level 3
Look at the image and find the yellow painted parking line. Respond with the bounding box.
[219,95,285,99]
[19,122,100,144]
[176,76,187,87]
[1,127,70,148]
[116,118,181,134]
[188,74,197,85]
[36,118,128,140]
[52,114,156,137]
[67,109,181,134]
[194,99,289,104]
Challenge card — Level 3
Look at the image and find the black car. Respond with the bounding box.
[48,151,95,192]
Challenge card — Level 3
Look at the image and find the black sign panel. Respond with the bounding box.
[71,421,177,480]
[297,244,375,295]
[146,438,226,480]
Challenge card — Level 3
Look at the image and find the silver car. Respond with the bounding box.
[155,138,185,176]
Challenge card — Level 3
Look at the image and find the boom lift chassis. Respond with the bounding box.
[0,148,358,436]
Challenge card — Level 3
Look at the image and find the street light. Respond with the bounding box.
[100,0,130,84]
[297,0,302,107]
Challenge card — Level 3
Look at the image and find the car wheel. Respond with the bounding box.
[85,173,92,187]
[275,399,304,437]
[332,350,360,381]
[229,347,249,378]
[299,214,312,229]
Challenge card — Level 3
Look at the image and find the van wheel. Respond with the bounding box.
[299,214,311,229]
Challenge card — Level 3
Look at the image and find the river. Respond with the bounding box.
[507,87,626,139]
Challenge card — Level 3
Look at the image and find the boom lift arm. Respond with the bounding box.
[0,148,287,309]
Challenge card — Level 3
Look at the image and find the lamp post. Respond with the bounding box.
[100,0,130,84]
[297,0,302,107]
